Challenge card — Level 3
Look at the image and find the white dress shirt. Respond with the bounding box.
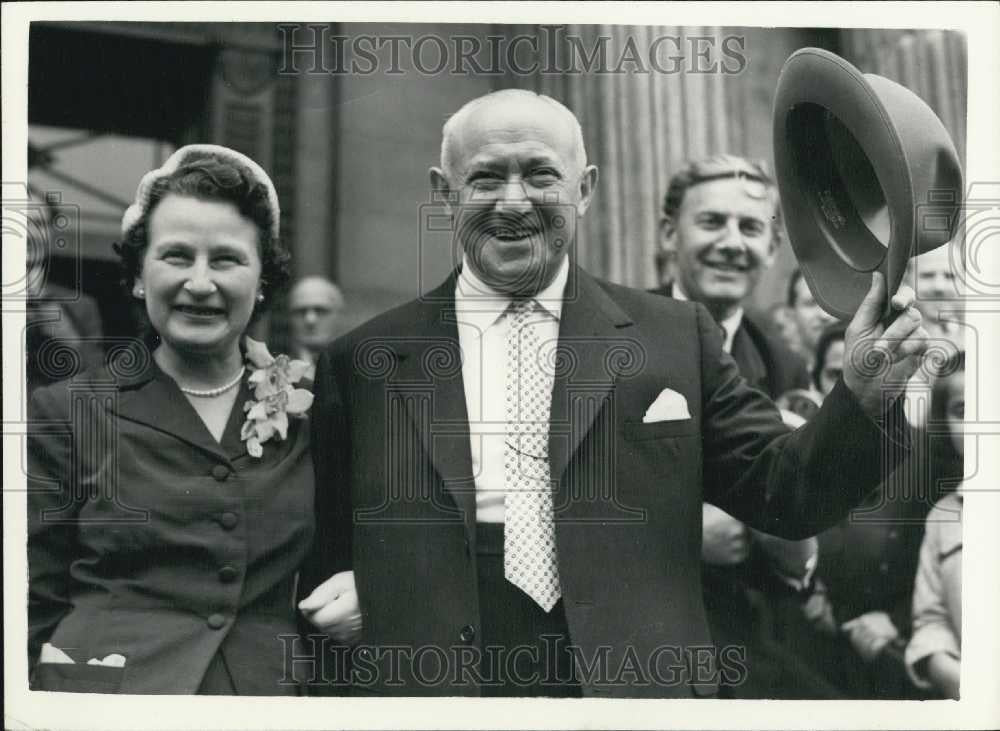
[671,280,742,354]
[454,256,569,523]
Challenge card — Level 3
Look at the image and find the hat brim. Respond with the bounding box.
[774,48,914,320]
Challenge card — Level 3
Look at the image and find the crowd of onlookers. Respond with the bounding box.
[758,261,964,700]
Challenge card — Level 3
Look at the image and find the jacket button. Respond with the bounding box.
[219,512,238,530]
[459,624,476,643]
[212,465,230,481]
[207,613,226,629]
[218,566,239,583]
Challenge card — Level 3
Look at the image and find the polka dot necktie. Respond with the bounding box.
[503,298,562,613]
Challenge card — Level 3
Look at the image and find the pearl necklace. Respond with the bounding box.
[179,367,246,398]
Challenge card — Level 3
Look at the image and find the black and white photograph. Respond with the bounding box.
[3,2,998,729]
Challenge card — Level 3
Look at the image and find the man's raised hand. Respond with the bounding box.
[843,271,930,417]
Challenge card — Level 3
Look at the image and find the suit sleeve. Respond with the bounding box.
[296,349,355,696]
[298,348,352,599]
[26,384,79,669]
[696,303,911,539]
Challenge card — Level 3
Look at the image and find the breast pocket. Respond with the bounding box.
[619,419,701,488]
[31,663,125,693]
[623,418,699,441]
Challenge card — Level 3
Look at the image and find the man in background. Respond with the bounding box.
[907,244,963,342]
[288,275,345,369]
[900,243,965,430]
[651,155,835,698]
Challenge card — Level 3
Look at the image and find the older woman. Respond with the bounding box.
[28,145,315,694]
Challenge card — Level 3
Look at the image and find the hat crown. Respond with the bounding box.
[862,73,963,255]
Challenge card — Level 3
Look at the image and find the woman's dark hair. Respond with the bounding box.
[113,154,290,332]
[811,320,848,392]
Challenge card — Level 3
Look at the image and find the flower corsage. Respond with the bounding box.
[241,337,314,458]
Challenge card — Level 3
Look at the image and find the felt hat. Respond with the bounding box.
[773,47,962,319]
[121,144,280,240]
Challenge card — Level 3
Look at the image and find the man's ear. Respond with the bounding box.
[659,216,677,252]
[575,165,599,217]
[429,167,454,216]
[656,217,679,284]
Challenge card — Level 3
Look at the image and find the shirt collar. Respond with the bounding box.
[672,280,743,353]
[455,256,569,338]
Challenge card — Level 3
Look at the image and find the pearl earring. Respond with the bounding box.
[135,287,145,298]
[256,293,265,303]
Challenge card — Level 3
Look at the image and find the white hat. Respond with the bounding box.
[120,144,280,240]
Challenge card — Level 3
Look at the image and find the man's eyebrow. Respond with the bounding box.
[521,155,563,170]
[464,153,565,176]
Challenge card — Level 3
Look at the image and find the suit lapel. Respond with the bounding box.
[388,274,476,527]
[221,378,252,460]
[729,322,768,392]
[112,361,240,466]
[549,266,636,482]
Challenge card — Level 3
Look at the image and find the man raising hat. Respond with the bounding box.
[300,88,928,698]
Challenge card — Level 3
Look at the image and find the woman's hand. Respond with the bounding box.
[298,570,362,646]
[842,610,899,662]
[701,504,750,566]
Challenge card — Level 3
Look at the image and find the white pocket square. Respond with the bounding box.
[88,654,126,668]
[40,642,75,665]
[643,388,691,423]
[39,642,126,667]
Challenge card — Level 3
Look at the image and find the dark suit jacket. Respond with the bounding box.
[648,283,808,399]
[304,264,907,698]
[28,357,315,694]
[649,283,834,699]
